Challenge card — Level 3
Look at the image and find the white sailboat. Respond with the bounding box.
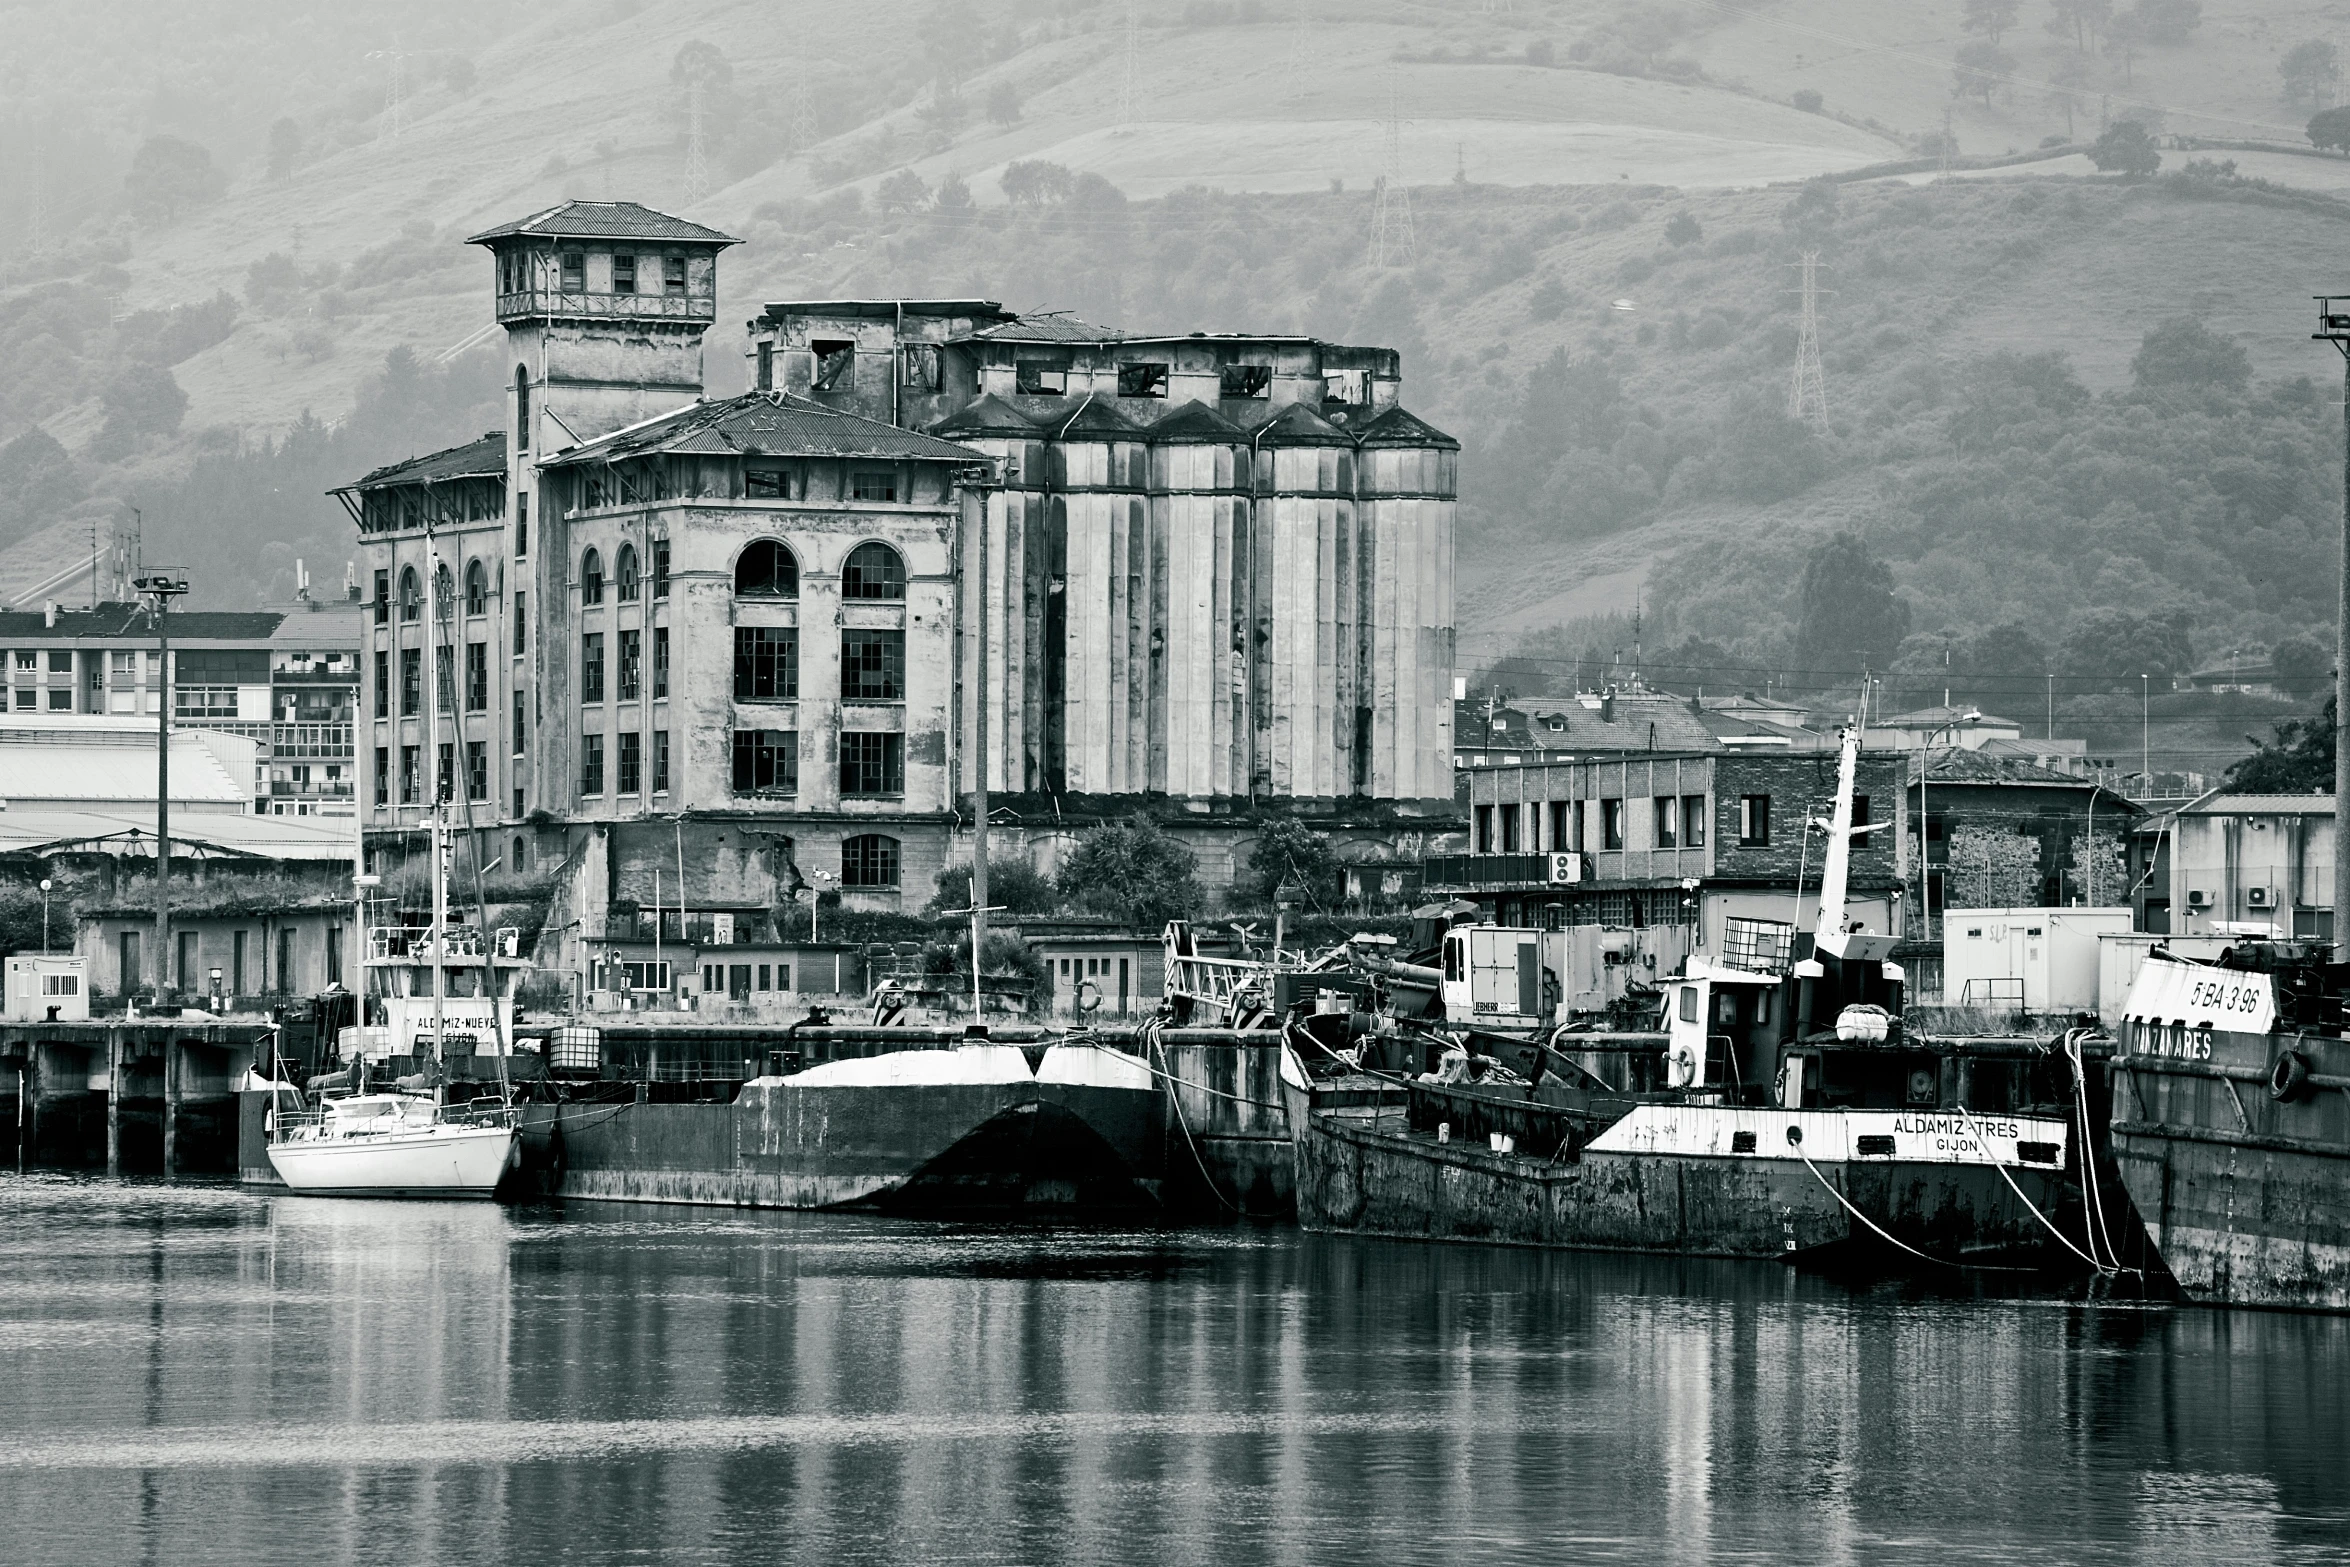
[268,537,519,1199]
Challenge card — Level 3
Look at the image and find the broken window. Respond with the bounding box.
[901,343,943,392]
[841,833,901,886]
[841,629,905,702]
[1322,367,1366,404]
[1220,363,1273,399]
[734,628,798,701]
[1117,361,1170,398]
[811,340,855,391]
[756,342,773,390]
[735,540,798,597]
[839,733,904,797]
[849,471,898,503]
[663,255,687,295]
[731,729,797,794]
[1016,360,1068,396]
[745,466,793,499]
[842,542,906,600]
[612,253,637,295]
[560,251,585,292]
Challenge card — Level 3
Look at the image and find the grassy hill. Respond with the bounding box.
[5,0,2350,778]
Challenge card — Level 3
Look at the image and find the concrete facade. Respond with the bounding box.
[750,300,1459,808]
[343,201,1458,996]
[2166,792,2335,940]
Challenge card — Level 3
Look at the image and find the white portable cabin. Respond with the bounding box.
[1940,907,2133,1012]
[5,955,88,1021]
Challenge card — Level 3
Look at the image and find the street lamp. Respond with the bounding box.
[134,570,188,1003]
[38,878,51,954]
[2314,296,2350,945]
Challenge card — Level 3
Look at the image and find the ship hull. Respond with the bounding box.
[517,1042,1163,1214]
[1284,1058,2075,1265]
[266,1123,518,1198]
[2109,957,2350,1311]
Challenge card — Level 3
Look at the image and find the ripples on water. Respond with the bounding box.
[0,1174,2343,1567]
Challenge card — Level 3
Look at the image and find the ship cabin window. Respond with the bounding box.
[1678,986,1698,1023]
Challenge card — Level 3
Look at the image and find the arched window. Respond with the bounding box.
[581,547,604,605]
[464,560,488,617]
[615,543,640,602]
[433,563,454,621]
[399,566,421,622]
[841,834,901,889]
[515,365,531,455]
[842,542,906,601]
[734,540,798,598]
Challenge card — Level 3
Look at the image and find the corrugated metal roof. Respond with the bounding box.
[1923,748,2100,786]
[1354,404,1461,450]
[539,393,983,466]
[966,312,1123,344]
[1049,397,1138,438]
[0,731,251,808]
[2181,793,2337,814]
[1147,401,1245,441]
[1247,401,1355,446]
[0,809,354,860]
[931,394,1042,437]
[466,201,738,246]
[0,605,283,641]
[346,433,506,492]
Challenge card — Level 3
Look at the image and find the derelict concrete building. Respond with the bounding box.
[748,301,1458,808]
[342,201,1456,979]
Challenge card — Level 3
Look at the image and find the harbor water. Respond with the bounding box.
[2,1176,2345,1566]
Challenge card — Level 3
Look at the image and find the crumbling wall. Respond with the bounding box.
[1945,825,2042,909]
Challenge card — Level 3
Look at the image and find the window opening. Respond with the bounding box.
[842,542,906,600]
[1117,361,1170,398]
[734,540,799,597]
[811,340,855,391]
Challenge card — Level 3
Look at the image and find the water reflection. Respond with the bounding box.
[0,1175,2344,1566]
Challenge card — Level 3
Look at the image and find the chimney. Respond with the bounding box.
[43,601,56,628]
[1600,693,1615,724]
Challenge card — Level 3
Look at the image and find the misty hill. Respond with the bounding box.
[3,0,2349,782]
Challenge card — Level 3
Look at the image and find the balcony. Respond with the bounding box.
[495,288,716,326]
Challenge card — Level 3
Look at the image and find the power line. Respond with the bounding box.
[368,48,409,144]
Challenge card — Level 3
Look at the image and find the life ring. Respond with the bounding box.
[2269,1047,2312,1103]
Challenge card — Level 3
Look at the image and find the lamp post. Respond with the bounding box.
[38,878,51,954]
[134,570,188,1003]
[2314,296,2350,943]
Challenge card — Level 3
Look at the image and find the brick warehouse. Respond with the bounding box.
[341,201,1459,990]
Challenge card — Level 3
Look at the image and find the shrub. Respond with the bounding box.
[1791,88,1823,113]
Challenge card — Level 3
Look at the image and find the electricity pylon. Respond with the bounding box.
[1787,250,1829,427]
[1370,73,1415,267]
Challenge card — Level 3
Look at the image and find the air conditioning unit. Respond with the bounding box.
[2247,886,2273,908]
[2186,889,2211,908]
[1546,852,1586,884]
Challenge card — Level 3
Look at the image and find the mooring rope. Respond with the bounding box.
[1948,1092,2112,1276]
[2065,1029,2130,1274]
[1142,1018,1243,1215]
[1785,1129,2034,1273]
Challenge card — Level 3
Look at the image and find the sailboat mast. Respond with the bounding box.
[425,533,447,1066]
[1811,725,1862,960]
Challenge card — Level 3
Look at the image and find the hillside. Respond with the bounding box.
[5,1,2350,781]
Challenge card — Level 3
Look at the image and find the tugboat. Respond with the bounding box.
[1284,726,2101,1269]
[2109,932,2350,1308]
